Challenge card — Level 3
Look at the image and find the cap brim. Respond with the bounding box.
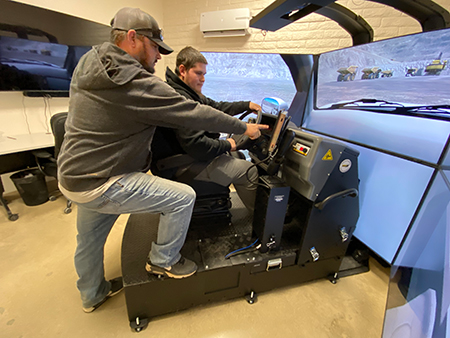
[151,39,173,55]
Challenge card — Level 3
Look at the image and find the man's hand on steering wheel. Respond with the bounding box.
[249,102,262,112]
[230,105,267,150]
[227,137,237,151]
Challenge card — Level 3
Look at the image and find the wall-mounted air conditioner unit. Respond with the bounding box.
[200,8,250,38]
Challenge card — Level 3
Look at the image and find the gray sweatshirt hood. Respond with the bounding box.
[75,43,144,90]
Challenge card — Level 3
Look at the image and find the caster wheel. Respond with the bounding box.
[64,208,72,214]
[245,291,257,304]
[130,317,149,332]
[328,273,339,284]
[9,214,19,221]
[49,196,57,202]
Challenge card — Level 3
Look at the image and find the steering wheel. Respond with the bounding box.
[229,109,263,151]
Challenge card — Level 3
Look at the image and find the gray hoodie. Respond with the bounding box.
[58,42,246,192]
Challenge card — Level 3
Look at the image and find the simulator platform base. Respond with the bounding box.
[122,191,366,332]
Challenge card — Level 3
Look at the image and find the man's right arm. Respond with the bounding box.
[244,123,265,139]
[133,79,268,137]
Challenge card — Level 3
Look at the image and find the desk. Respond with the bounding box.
[0,133,54,221]
[0,133,54,156]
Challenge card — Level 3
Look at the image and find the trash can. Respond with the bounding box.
[10,169,49,206]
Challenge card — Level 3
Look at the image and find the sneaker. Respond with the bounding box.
[82,277,123,313]
[145,256,197,279]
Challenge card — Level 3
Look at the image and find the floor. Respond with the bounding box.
[1,186,390,338]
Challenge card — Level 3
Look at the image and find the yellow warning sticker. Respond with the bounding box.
[322,149,333,161]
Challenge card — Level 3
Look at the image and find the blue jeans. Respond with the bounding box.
[73,172,196,308]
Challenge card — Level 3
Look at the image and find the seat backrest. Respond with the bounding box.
[151,126,229,196]
[50,112,68,159]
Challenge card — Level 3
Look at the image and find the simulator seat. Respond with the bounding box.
[151,128,233,226]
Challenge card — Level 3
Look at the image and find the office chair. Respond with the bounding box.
[33,112,72,214]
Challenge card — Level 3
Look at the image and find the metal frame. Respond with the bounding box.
[372,0,450,32]
[249,0,336,31]
[316,3,373,45]
[249,0,450,46]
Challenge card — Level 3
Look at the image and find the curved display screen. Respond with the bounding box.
[316,28,450,121]
[201,52,297,110]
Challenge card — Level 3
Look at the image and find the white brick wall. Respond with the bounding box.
[162,0,450,70]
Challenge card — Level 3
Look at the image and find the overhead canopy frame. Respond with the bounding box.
[250,0,336,32]
[250,0,450,46]
[316,3,373,46]
[372,0,450,32]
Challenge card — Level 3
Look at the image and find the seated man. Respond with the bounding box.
[152,46,260,213]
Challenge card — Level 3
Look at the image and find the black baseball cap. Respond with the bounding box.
[110,7,173,55]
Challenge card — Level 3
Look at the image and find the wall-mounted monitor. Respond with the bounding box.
[0,0,110,97]
[0,35,91,95]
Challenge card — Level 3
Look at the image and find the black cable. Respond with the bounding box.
[245,148,279,188]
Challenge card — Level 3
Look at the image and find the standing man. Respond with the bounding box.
[57,7,267,313]
[152,46,260,212]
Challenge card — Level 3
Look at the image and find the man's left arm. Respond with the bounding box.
[204,98,261,116]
